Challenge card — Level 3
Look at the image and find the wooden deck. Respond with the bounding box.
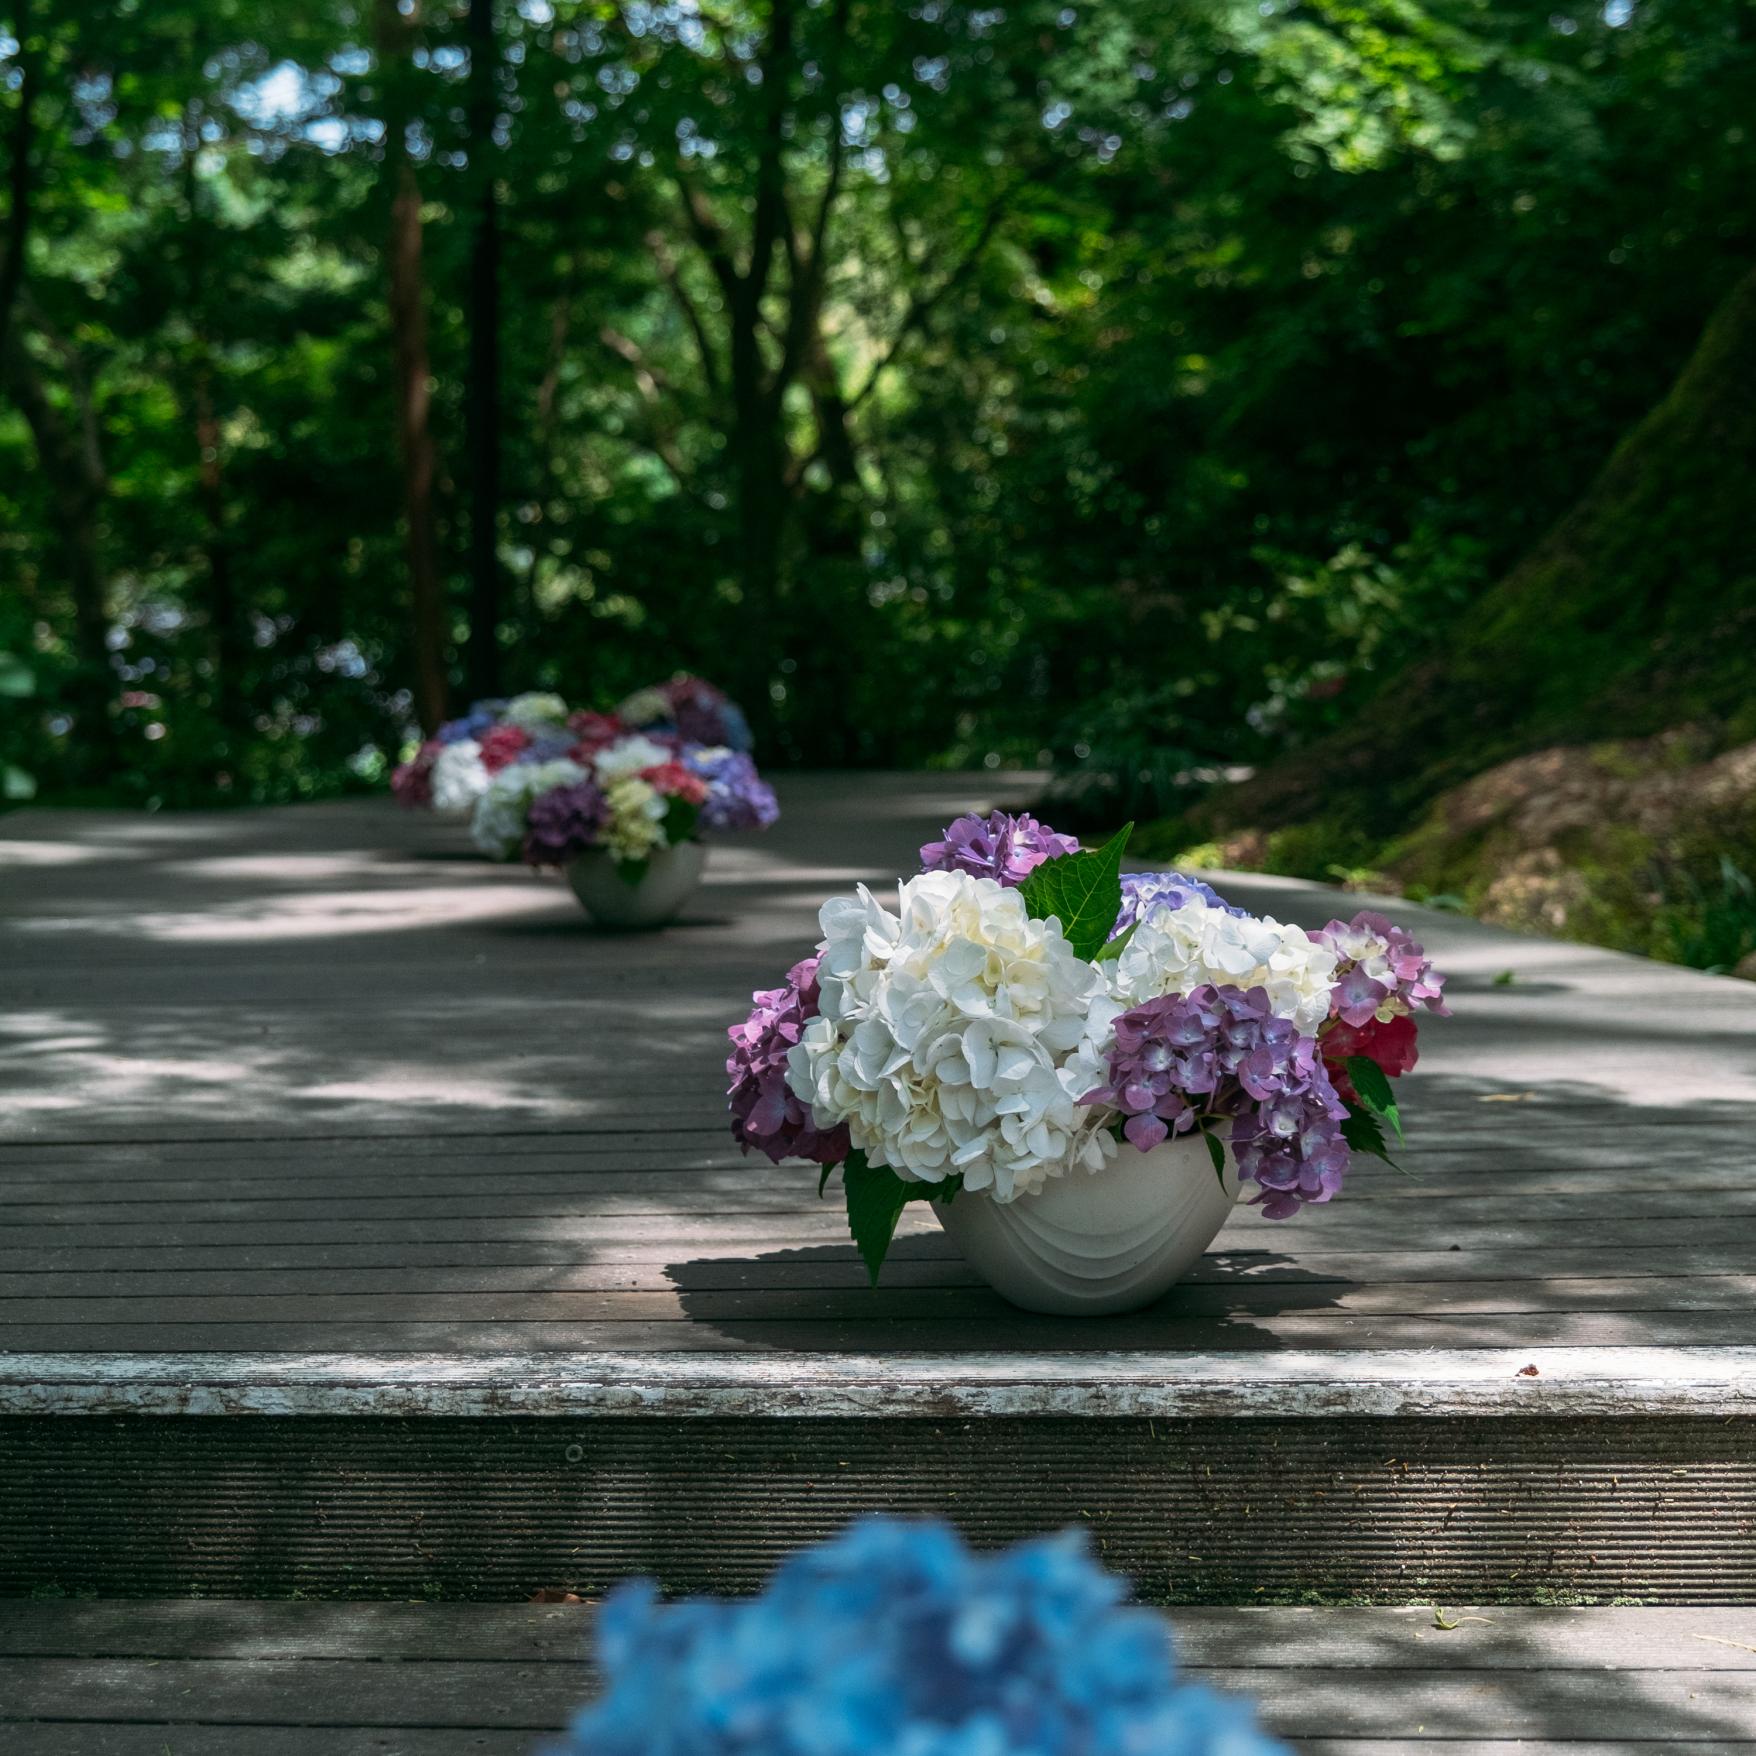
[3,1599,1754,1753]
[2,774,1754,1611]
[6,773,1756,1363]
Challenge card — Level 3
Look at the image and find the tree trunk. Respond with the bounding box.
[735,407,788,613]
[192,362,243,746]
[377,0,448,734]
[463,0,502,699]
[180,106,245,761]
[2,331,113,767]
[0,0,35,349]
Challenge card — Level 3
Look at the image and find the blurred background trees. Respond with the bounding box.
[2,0,1753,833]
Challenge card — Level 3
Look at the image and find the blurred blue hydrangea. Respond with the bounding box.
[545,1517,1287,1756]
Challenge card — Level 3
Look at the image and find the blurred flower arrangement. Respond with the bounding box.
[471,729,778,878]
[728,808,1446,1280]
[390,675,754,818]
[544,1516,1287,1756]
[390,691,576,814]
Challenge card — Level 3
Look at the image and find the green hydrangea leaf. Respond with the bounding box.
[1018,822,1133,960]
[616,856,650,889]
[1094,921,1136,963]
[842,1150,916,1286]
[1345,1055,1405,1143]
[663,796,700,846]
[1341,1100,1399,1167]
[1200,1126,1227,1187]
[838,1154,962,1284]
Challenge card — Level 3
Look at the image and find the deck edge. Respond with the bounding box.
[4,1346,1755,1419]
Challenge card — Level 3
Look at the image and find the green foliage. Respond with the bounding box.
[1340,1101,1395,1166]
[1345,1056,1404,1145]
[837,1149,958,1286]
[1,1,1751,808]
[1018,823,1133,959]
[1199,1126,1227,1187]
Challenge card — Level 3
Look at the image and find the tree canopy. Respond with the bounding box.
[2,0,1752,807]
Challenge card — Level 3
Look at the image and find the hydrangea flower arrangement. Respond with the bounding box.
[392,679,757,815]
[470,728,778,877]
[544,1517,1287,1756]
[391,691,577,813]
[729,809,1446,1280]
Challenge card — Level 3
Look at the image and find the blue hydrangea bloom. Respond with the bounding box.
[435,699,506,745]
[688,746,780,833]
[515,728,582,765]
[545,1518,1288,1756]
[1112,869,1249,937]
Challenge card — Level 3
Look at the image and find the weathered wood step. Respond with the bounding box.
[3,1349,1752,1603]
[4,1600,1754,1753]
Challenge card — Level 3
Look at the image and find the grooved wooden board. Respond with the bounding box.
[6,1412,1755,1602]
[4,775,1756,1392]
[3,1601,1755,1753]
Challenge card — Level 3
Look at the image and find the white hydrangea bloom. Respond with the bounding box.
[786,871,1117,1202]
[617,686,670,726]
[591,734,675,783]
[602,776,668,862]
[430,740,489,814]
[501,691,570,729]
[1109,900,1338,1034]
[469,759,589,860]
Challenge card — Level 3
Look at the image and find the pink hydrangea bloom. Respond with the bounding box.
[390,740,440,808]
[568,710,626,753]
[1322,1013,1420,1101]
[1315,911,1448,1025]
[477,723,534,774]
[640,760,710,806]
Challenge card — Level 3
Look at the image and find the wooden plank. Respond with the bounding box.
[10,1160,1756,1207]
[7,1240,1756,1284]
[4,1309,1754,1352]
[7,1170,1756,1211]
[5,1346,1753,1419]
[5,1267,1753,1317]
[8,1599,1756,1671]
[6,1210,1750,1249]
[1193,1669,1756,1741]
[4,1604,1756,1752]
[2,1272,1754,1324]
[0,1734,539,1756]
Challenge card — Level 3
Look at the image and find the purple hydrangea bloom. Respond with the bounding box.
[1232,1098,1352,1220]
[545,1516,1288,1756]
[1081,982,1351,1218]
[1112,869,1249,936]
[919,810,1082,886]
[689,747,780,833]
[727,956,850,1167]
[1314,909,1450,1026]
[522,779,608,868]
